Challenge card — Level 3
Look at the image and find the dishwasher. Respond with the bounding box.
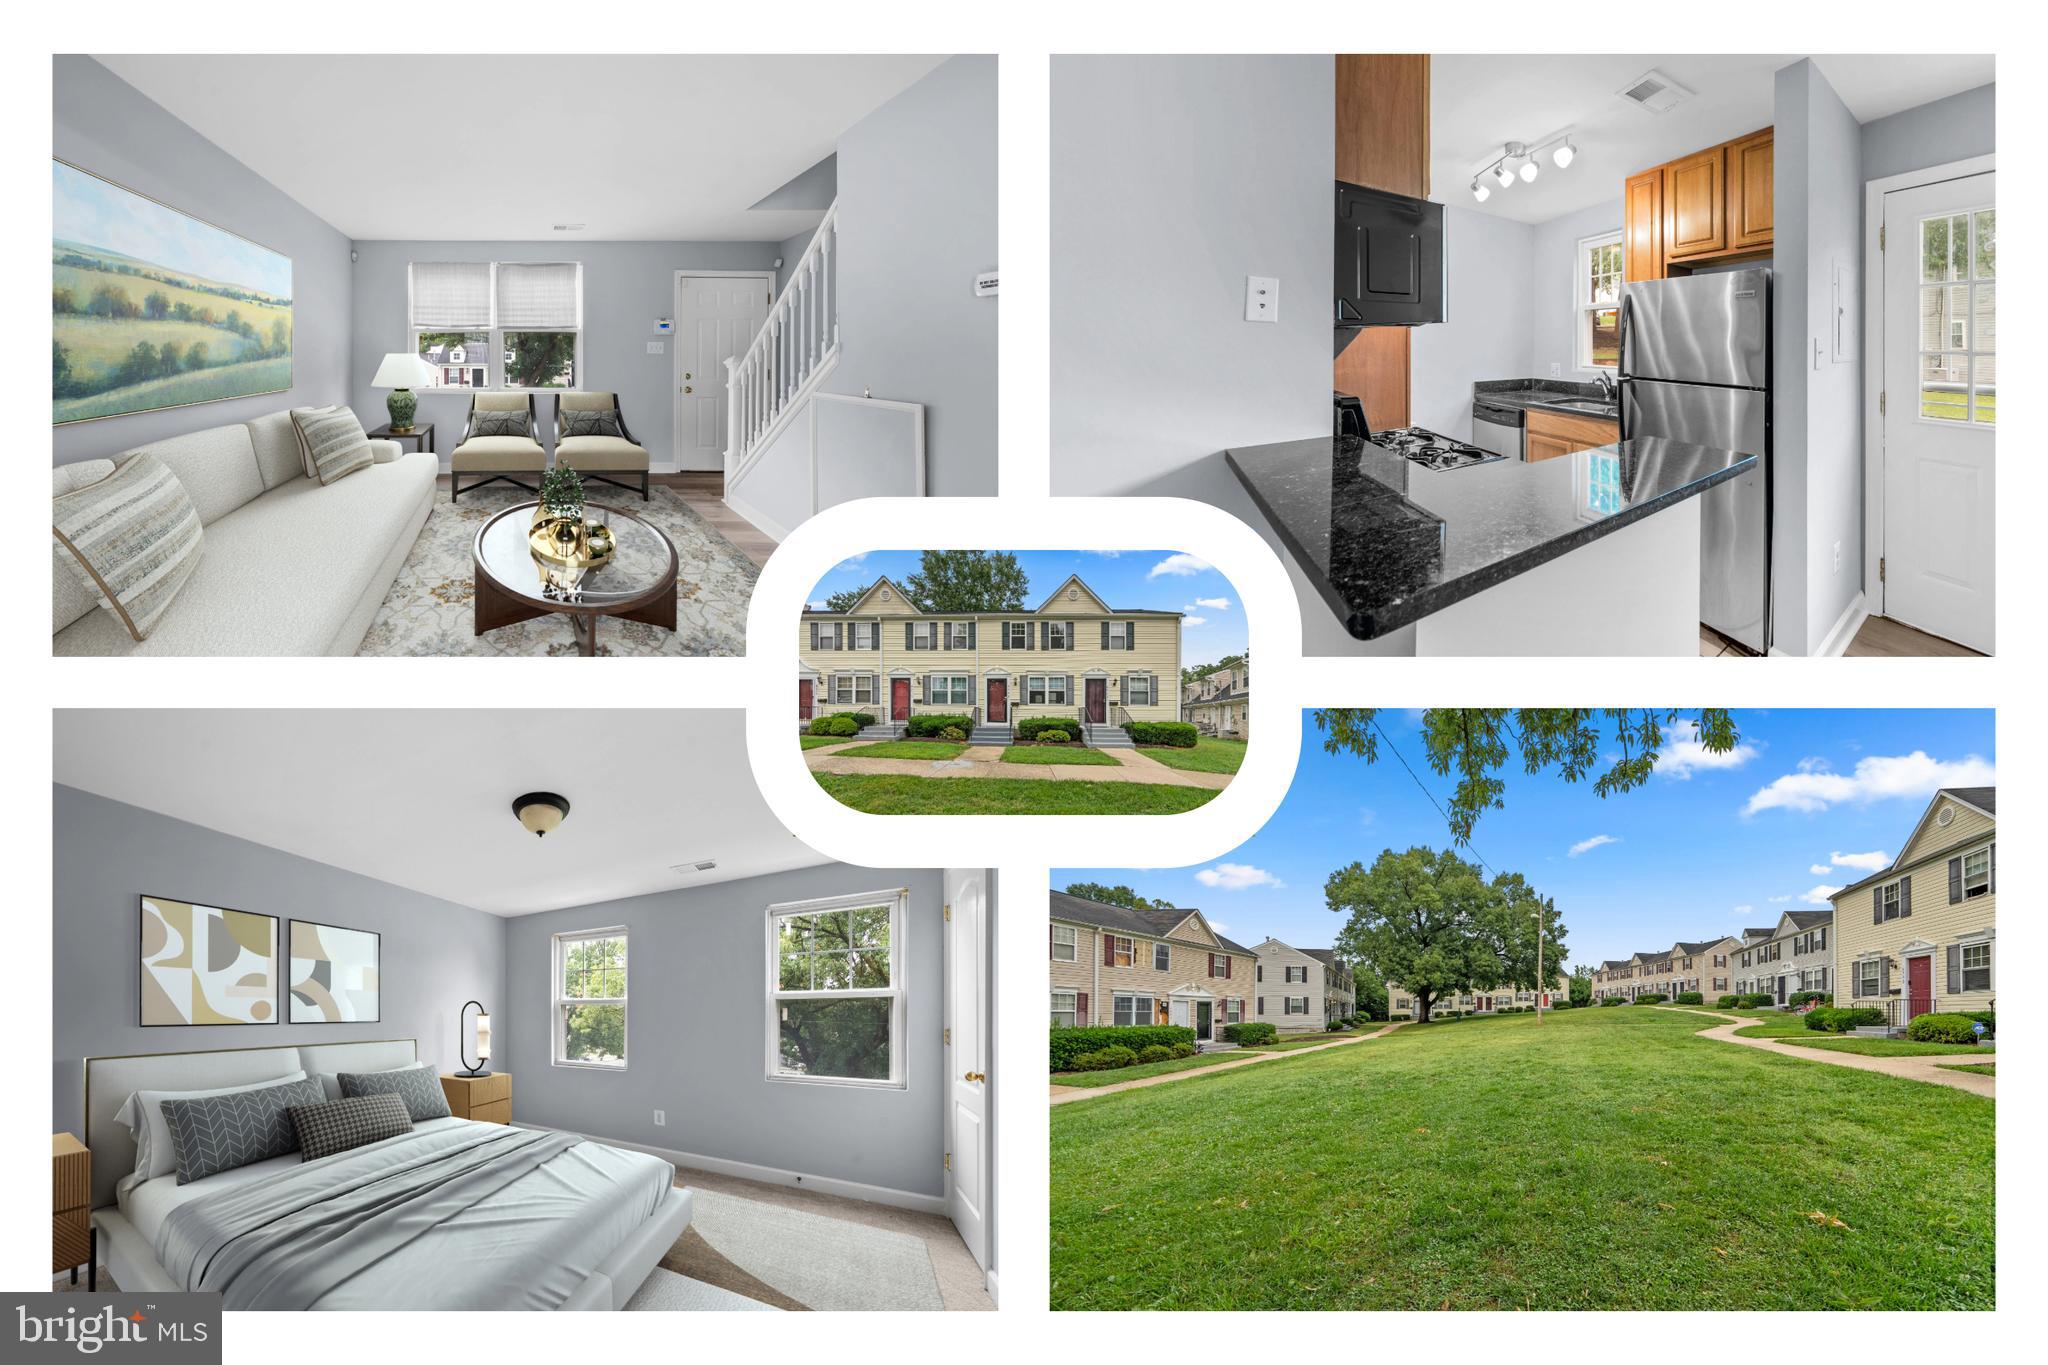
[1471,398,1524,459]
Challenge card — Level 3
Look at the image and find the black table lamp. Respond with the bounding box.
[458,1000,492,1077]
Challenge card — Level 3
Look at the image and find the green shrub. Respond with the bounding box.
[1905,1012,1981,1045]
[1138,1043,1176,1064]
[1049,1026,1194,1071]
[1600,997,1627,1007]
[1674,992,1704,1005]
[1125,720,1198,747]
[1071,1044,1138,1071]
[941,726,967,742]
[1037,732,1074,745]
[1223,1021,1277,1046]
[1017,717,1080,742]
[1965,1010,1995,1037]
[1171,1042,1197,1058]
[1632,994,1667,1005]
[1716,995,1738,1009]
[1737,993,1777,1008]
[1806,1006,1887,1033]
[809,715,861,737]
[1326,1019,1347,1031]
[905,713,972,738]
[1789,991,1833,1008]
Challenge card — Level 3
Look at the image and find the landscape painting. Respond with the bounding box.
[53,159,293,425]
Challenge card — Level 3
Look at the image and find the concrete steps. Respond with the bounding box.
[968,726,1013,746]
[1084,724,1135,748]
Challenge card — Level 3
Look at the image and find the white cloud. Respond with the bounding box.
[1744,751,1995,816]
[1732,904,1754,919]
[1809,864,1832,876]
[1183,616,1209,627]
[1829,850,1891,872]
[1655,719,1759,779]
[1192,596,1231,611]
[833,553,869,573]
[1148,553,1214,579]
[1207,921,1230,934]
[1568,834,1619,858]
[1800,884,1842,905]
[1193,862,1284,891]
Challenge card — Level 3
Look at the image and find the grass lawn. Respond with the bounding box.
[1729,1018,1984,1057]
[1001,745,1120,766]
[1139,737,1248,775]
[1939,1062,1995,1077]
[1051,1051,1260,1087]
[1051,1005,1992,1310]
[816,773,1218,815]
[798,735,847,751]
[829,740,966,760]
[1258,1031,1372,1051]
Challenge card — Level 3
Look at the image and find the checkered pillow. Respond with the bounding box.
[338,1064,452,1121]
[288,1093,414,1162]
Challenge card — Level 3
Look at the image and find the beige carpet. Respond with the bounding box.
[661,1189,946,1311]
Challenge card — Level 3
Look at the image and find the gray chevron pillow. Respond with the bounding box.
[468,407,531,439]
[339,1064,451,1122]
[160,1075,329,1184]
[560,407,623,439]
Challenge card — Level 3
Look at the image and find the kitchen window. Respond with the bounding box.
[1050,990,1077,1028]
[1026,675,1069,706]
[1856,959,1882,998]
[1112,994,1155,1027]
[410,260,582,390]
[552,927,627,1069]
[1153,942,1170,971]
[831,674,874,706]
[1110,936,1135,968]
[1051,924,1076,962]
[1960,941,1991,992]
[1576,232,1624,371]
[1225,999,1243,1024]
[768,889,905,1087]
[929,675,971,707]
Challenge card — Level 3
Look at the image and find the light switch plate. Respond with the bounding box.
[1245,275,1279,323]
[974,270,999,297]
[646,341,664,355]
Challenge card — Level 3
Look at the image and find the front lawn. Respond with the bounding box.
[816,773,1218,815]
[1051,1051,1259,1087]
[1001,745,1120,766]
[798,735,847,750]
[1051,1004,1992,1310]
[830,740,967,760]
[1139,737,1248,775]
[1729,1018,1983,1057]
[1939,1062,1995,1077]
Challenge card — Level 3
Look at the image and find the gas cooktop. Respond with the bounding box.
[1364,426,1505,472]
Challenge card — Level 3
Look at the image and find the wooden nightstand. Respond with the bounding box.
[53,1133,93,1290]
[441,1072,511,1124]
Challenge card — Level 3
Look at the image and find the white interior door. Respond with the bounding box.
[942,870,988,1272]
[674,273,771,472]
[1882,172,1995,652]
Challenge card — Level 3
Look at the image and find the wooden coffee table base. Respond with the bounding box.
[473,570,678,656]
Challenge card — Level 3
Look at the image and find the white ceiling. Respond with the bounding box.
[91,55,948,241]
[54,710,830,916]
[1430,53,1994,224]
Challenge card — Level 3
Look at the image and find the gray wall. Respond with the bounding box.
[1861,82,1995,183]
[506,865,947,1199]
[53,56,354,467]
[1772,59,1865,656]
[1527,198,1624,381]
[825,55,998,496]
[1411,205,1536,440]
[348,240,780,470]
[51,784,505,1138]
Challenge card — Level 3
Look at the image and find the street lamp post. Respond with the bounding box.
[1534,904,1546,1026]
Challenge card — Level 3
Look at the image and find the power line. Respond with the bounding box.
[1371,715,1497,877]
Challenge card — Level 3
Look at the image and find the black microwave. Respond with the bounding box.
[1335,180,1445,328]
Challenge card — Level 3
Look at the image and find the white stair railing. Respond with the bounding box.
[725,200,839,480]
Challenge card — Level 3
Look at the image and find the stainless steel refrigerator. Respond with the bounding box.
[1619,266,1772,653]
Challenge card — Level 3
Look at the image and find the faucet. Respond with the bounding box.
[1596,371,1617,402]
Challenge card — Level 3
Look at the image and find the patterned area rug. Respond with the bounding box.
[659,1189,946,1310]
[357,485,759,656]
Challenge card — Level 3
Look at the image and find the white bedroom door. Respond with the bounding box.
[1882,171,1995,652]
[674,272,771,471]
[943,869,989,1273]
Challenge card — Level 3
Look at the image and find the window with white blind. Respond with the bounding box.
[1051,924,1077,962]
[1050,990,1077,1028]
[409,260,583,390]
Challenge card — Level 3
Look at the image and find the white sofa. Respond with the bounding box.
[53,410,437,656]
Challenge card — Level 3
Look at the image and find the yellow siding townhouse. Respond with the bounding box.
[798,574,1183,746]
[1049,891,1256,1044]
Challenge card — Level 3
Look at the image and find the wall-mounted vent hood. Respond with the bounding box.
[1334,180,1445,329]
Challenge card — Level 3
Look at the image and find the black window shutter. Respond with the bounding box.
[810,622,819,649]
[1066,625,1076,652]
[1900,876,1913,918]
[968,622,976,649]
[1872,885,1883,925]
[904,622,913,650]
[1989,843,1996,893]
[1125,620,1136,649]
[1948,857,1962,904]
[1947,944,1961,994]
[1101,621,1110,650]
[1040,620,1048,651]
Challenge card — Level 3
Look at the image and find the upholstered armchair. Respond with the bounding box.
[448,392,545,502]
[551,391,650,500]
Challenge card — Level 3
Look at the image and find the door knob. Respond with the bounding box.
[685,372,692,380]
[684,385,693,394]
[963,1070,985,1082]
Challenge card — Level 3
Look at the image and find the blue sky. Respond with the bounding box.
[1058,709,1995,966]
[807,550,1248,667]
[55,161,293,298]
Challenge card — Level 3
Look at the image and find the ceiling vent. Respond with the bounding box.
[1617,68,1694,114]
[671,859,718,874]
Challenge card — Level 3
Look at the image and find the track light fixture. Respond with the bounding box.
[1471,134,1578,200]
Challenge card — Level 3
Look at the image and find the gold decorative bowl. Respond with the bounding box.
[528,514,616,570]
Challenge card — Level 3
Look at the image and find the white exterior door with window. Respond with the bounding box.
[943,870,989,1274]
[1882,172,1994,652]
[675,273,771,471]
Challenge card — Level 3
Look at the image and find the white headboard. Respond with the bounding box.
[83,1039,417,1209]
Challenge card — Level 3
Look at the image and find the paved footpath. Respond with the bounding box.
[1049,1021,1408,1105]
[804,742,1232,789]
[1657,1007,1994,1097]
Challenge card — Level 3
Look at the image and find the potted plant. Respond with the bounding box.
[534,464,588,561]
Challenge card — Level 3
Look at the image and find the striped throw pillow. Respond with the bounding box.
[290,406,375,485]
[51,452,204,642]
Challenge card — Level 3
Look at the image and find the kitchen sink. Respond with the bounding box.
[1544,398,1619,416]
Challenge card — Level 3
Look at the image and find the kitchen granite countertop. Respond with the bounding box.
[1474,378,1619,421]
[1225,432,1756,639]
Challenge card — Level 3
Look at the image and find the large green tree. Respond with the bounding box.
[1312,708,1739,845]
[1351,963,1389,1022]
[1569,967,1593,1009]
[824,586,867,613]
[904,551,1029,612]
[505,332,577,388]
[1326,846,1496,1024]
[1062,882,1175,912]
[1472,870,1569,989]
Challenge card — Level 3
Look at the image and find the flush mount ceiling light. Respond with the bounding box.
[512,791,571,838]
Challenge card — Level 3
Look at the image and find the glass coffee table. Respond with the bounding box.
[473,502,678,656]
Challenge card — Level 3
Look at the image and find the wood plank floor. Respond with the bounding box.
[432,471,777,569]
[1699,617,1985,657]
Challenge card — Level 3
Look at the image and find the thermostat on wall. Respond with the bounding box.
[654,318,674,334]
[974,271,998,297]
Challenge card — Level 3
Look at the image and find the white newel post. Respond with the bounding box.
[722,355,741,476]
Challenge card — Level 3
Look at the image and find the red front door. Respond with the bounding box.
[987,679,1007,722]
[891,677,911,722]
[1907,954,1933,1019]
[797,679,813,720]
[1085,678,1107,724]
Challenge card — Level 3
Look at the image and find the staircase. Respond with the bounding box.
[1195,1040,1239,1053]
[1083,722,1134,749]
[967,723,1013,746]
[726,201,839,482]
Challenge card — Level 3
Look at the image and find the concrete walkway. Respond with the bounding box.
[1656,1007,1994,1098]
[1050,1021,1408,1105]
[804,741,1232,789]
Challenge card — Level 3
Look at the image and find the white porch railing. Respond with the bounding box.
[725,200,839,481]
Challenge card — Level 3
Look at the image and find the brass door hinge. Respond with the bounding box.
[944,1027,951,1045]
[1880,224,1886,250]
[943,904,952,921]
[1879,556,1887,582]
[944,1152,951,1171]
[1880,390,1886,415]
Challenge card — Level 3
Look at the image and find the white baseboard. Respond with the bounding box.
[1810,592,1868,658]
[516,1122,946,1217]
[720,488,791,544]
[984,1268,999,1305]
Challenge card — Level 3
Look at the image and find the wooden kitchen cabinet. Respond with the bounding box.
[1726,128,1775,251]
[1333,53,1429,433]
[1663,145,1727,260]
[1525,408,1619,461]
[1623,168,1665,282]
